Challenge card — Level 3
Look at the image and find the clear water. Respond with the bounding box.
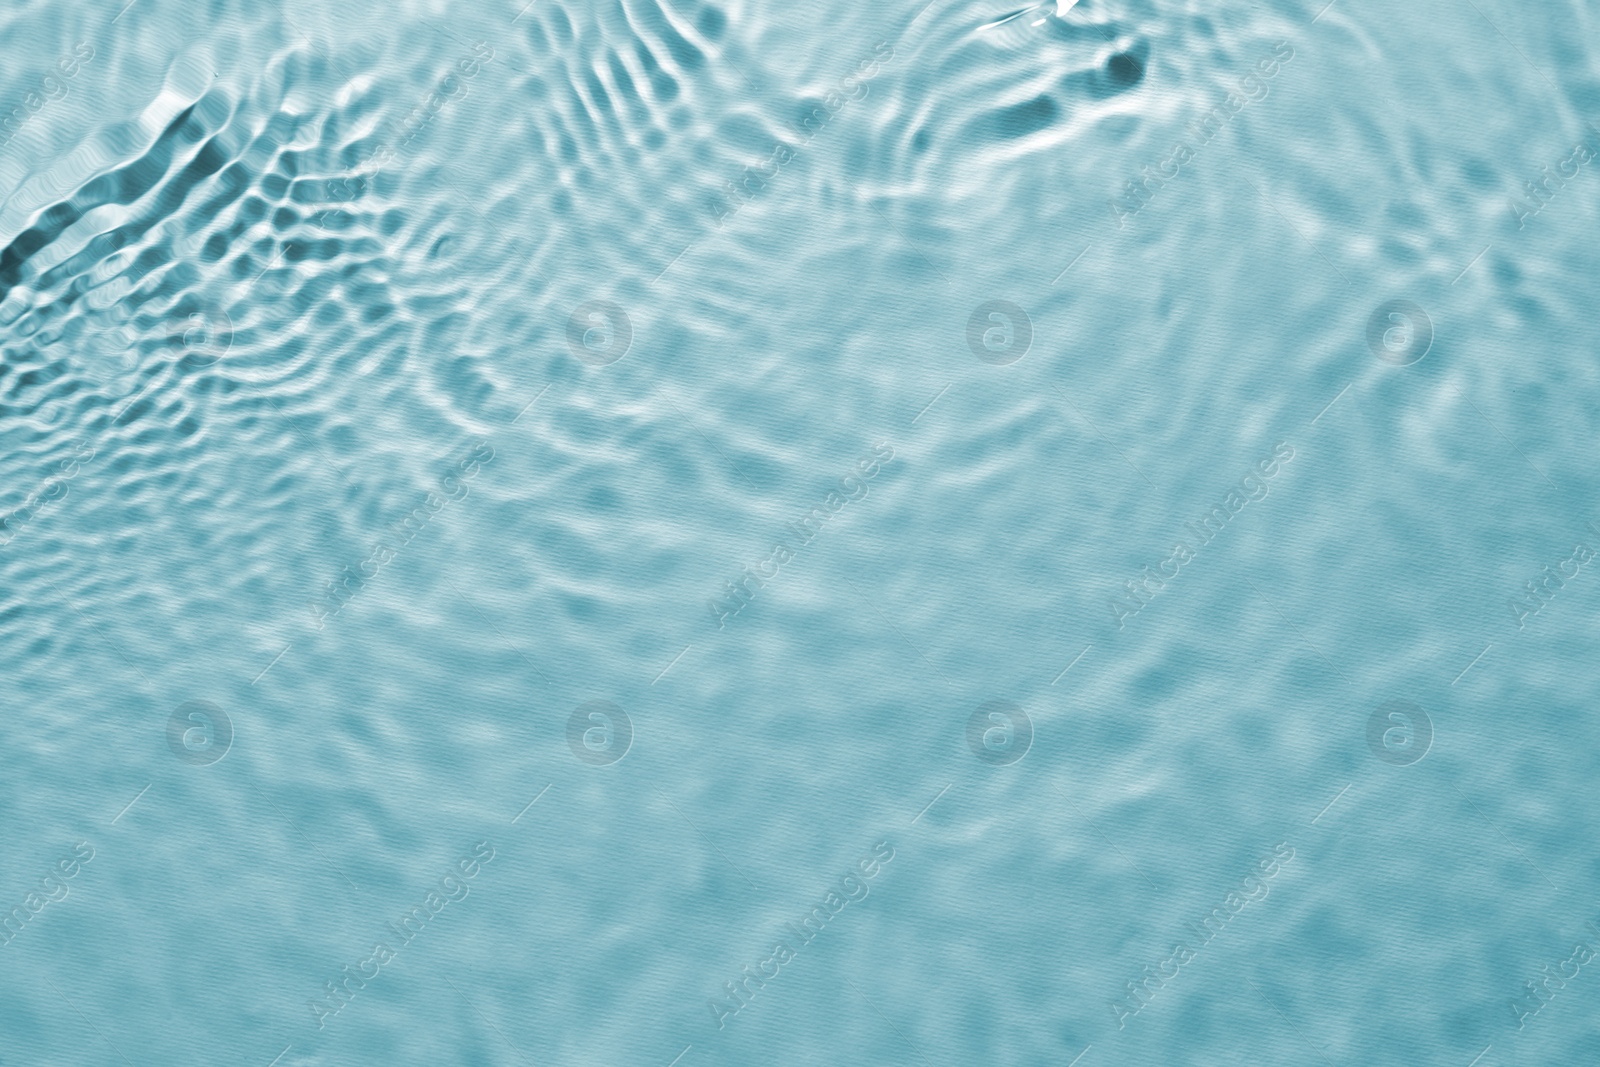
[2,0,1598,1064]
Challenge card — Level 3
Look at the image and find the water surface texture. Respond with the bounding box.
[2,0,1599,1064]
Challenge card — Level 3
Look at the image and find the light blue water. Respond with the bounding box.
[1,0,1598,1064]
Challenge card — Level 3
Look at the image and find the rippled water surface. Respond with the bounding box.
[3,0,1599,1063]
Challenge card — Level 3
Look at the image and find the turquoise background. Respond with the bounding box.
[1,0,1598,1063]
